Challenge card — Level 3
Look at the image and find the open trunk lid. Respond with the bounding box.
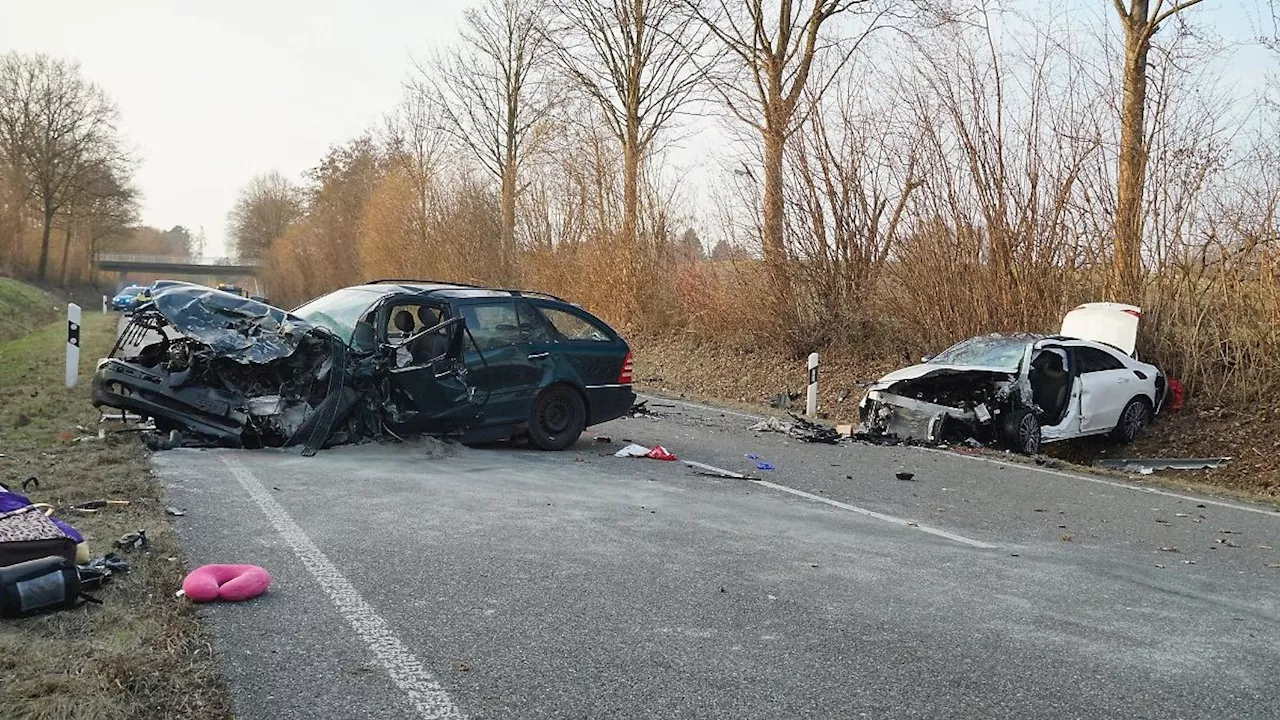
[1060,302,1140,356]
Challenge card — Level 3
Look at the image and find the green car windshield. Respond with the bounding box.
[292,288,387,346]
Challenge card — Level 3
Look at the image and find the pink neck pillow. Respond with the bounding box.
[183,564,271,602]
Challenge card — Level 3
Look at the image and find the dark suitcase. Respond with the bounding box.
[0,555,84,617]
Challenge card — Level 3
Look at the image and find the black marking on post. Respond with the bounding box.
[68,321,80,347]
[808,366,818,385]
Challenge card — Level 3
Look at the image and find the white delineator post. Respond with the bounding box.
[66,303,81,388]
[806,352,819,417]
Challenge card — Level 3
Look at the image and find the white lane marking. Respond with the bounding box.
[636,393,763,421]
[912,446,1280,519]
[220,455,465,720]
[683,460,749,478]
[685,459,997,549]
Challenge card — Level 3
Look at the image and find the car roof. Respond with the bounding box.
[354,279,575,305]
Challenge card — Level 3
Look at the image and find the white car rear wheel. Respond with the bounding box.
[1111,397,1151,443]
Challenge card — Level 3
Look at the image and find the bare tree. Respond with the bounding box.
[679,1,910,303]
[1110,0,1206,301]
[227,170,303,261]
[424,0,556,281]
[60,162,137,283]
[547,0,710,254]
[0,52,125,280]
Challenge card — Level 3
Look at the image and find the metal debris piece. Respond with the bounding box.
[1093,457,1232,473]
[748,414,840,444]
[114,529,150,552]
[166,506,186,517]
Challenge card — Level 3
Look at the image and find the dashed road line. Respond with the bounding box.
[220,454,465,720]
[684,459,998,549]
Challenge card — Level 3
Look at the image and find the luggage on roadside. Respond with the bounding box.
[0,503,78,568]
[0,555,89,617]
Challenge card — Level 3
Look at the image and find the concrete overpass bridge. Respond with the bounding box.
[94,253,262,292]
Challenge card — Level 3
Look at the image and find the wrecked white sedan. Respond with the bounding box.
[859,303,1170,454]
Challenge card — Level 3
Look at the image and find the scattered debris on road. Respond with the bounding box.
[895,472,915,482]
[748,414,841,444]
[615,443,652,458]
[647,446,677,461]
[166,506,186,517]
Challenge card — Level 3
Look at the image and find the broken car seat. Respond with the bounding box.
[1030,351,1070,425]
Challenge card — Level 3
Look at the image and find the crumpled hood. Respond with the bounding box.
[872,362,1018,387]
[149,282,315,364]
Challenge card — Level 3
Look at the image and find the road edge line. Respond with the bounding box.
[219,454,466,720]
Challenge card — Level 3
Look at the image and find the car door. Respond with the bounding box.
[457,300,544,425]
[382,300,480,434]
[529,300,627,386]
[1073,344,1133,432]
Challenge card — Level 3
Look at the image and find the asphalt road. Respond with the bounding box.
[154,397,1280,720]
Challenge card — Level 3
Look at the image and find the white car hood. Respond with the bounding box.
[1060,302,1140,356]
[873,362,1018,386]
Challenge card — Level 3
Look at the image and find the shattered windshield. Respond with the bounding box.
[292,288,386,345]
[929,335,1031,371]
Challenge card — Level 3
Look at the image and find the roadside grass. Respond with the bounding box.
[0,310,230,720]
[0,277,61,342]
[631,335,1280,503]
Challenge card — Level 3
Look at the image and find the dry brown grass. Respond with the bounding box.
[0,311,229,720]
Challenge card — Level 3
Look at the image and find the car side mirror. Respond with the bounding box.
[921,355,934,363]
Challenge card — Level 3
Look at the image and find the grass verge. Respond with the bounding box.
[0,310,230,720]
[0,277,61,343]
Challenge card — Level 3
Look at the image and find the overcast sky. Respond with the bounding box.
[0,1,1272,256]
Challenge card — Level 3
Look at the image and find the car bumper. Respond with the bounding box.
[859,389,991,443]
[584,384,636,426]
[92,358,248,444]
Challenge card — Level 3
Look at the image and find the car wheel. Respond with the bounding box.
[528,385,586,451]
[1001,408,1042,455]
[1111,397,1151,444]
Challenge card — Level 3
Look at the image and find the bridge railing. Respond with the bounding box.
[94,253,261,267]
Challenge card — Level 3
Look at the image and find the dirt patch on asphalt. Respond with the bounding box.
[0,312,230,719]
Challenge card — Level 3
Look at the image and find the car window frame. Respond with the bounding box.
[457,299,524,353]
[292,287,389,349]
[1072,344,1126,374]
[530,301,618,344]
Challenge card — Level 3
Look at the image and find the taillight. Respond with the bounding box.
[618,350,634,384]
[1122,309,1142,318]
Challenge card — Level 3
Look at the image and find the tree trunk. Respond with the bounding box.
[37,206,54,280]
[761,125,790,299]
[621,122,642,314]
[1114,11,1150,304]
[500,158,518,284]
[621,124,640,251]
[59,219,73,285]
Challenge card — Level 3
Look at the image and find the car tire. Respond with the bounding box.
[1000,408,1042,455]
[1111,397,1151,444]
[528,385,586,451]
